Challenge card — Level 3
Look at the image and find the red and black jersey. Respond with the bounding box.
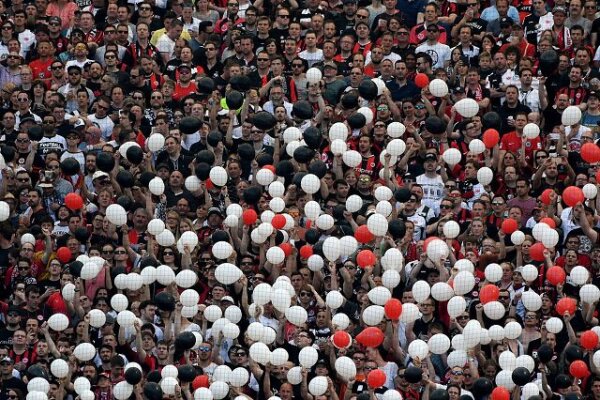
[555,86,588,106]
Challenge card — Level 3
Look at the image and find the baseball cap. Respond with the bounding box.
[0,357,13,364]
[20,116,37,125]
[588,91,599,100]
[323,61,338,70]
[3,193,15,201]
[221,296,234,303]
[500,17,513,27]
[74,118,85,129]
[7,305,22,315]
[178,64,192,71]
[48,16,61,25]
[92,171,109,181]
[424,153,437,162]
[553,6,567,14]
[207,207,224,218]
[453,86,466,94]
[155,163,170,171]
[66,130,80,139]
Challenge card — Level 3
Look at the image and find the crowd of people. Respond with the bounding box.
[0,0,599,399]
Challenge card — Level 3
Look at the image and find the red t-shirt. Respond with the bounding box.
[173,82,198,102]
[500,131,542,164]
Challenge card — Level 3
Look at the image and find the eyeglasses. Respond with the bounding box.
[415,105,425,110]
[96,104,109,110]
[17,177,29,182]
[300,291,312,297]
[258,58,270,62]
[427,29,439,33]
[118,30,129,34]
[440,204,453,209]
[292,64,303,67]
[582,136,594,141]
[7,312,19,317]
[151,96,163,99]
[278,14,290,18]
[133,96,144,100]
[407,198,417,203]
[7,394,17,399]
[452,370,464,375]
[356,14,368,18]
[525,315,537,319]
[364,366,377,370]
[114,250,126,254]
[51,65,63,70]
[492,202,504,206]
[1,26,12,30]
[68,72,81,76]
[18,266,30,270]
[17,98,28,102]
[16,138,30,143]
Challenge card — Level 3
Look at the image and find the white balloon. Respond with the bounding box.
[429,79,449,97]
[447,350,467,368]
[374,186,393,201]
[346,195,363,213]
[469,139,486,155]
[485,263,503,283]
[326,290,344,309]
[463,321,482,348]
[28,378,50,394]
[194,387,213,400]
[0,201,9,221]
[283,127,302,143]
[496,370,516,390]
[428,333,451,354]
[521,264,538,282]
[268,181,285,198]
[522,290,542,311]
[408,339,429,359]
[111,293,128,312]
[306,67,322,84]
[511,230,525,245]
[443,220,460,239]
[483,301,505,320]
[412,281,431,303]
[51,359,69,378]
[147,219,166,236]
[516,355,535,372]
[523,123,540,139]
[386,139,406,156]
[48,314,69,331]
[342,150,362,168]
[330,139,347,155]
[488,325,505,341]
[185,175,202,192]
[266,247,285,264]
[570,266,589,285]
[212,241,233,260]
[285,306,308,326]
[269,197,285,213]
[545,317,564,333]
[453,271,475,295]
[322,237,341,261]
[304,200,322,219]
[117,310,136,327]
[375,200,393,216]
[156,264,176,285]
[594,350,600,368]
[256,168,275,186]
[562,106,582,126]
[210,381,230,400]
[339,236,358,257]
[230,367,249,387]
[431,282,453,301]
[381,248,403,271]
[114,382,134,400]
[499,350,516,371]
[477,167,493,185]
[271,289,291,312]
[161,365,179,379]
[426,239,449,261]
[287,366,303,385]
[204,305,222,322]
[180,289,200,307]
[454,259,474,273]
[335,356,357,380]
[583,183,598,199]
[580,284,600,304]
[329,123,349,141]
[387,122,405,138]
[224,305,242,323]
[399,303,420,323]
[62,283,76,301]
[523,383,539,399]
[442,148,462,165]
[367,213,388,236]
[455,98,479,118]
[147,133,165,152]
[215,263,243,285]
[270,348,289,366]
[307,254,324,272]
[309,377,328,396]
[362,305,385,326]
[383,390,403,400]
[332,313,350,330]
[504,321,522,339]
[299,346,318,368]
[447,296,467,318]
[249,342,271,365]
[301,174,321,194]
[222,323,240,339]
[106,204,127,225]
[357,107,374,124]
[21,233,35,246]
[149,177,165,195]
[368,287,392,306]
[73,343,96,361]
[247,322,264,341]
[209,166,228,186]
[316,214,335,230]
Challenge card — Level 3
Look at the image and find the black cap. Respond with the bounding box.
[7,305,22,315]
[500,17,513,27]
[424,153,437,162]
[199,21,213,32]
[453,86,465,94]
[588,91,599,100]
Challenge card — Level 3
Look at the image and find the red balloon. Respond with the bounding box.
[56,247,71,263]
[357,249,376,268]
[580,330,599,350]
[563,186,585,207]
[556,297,577,316]
[530,242,546,261]
[205,178,214,190]
[501,219,518,234]
[355,225,374,244]
[581,143,600,163]
[65,193,83,210]
[367,369,387,388]
[263,165,276,173]
[491,386,510,400]
[480,284,499,304]
[540,217,556,228]
[415,73,430,89]
[279,243,293,257]
[540,189,554,205]
[242,209,258,225]
[546,266,566,286]
[384,299,403,320]
[192,375,209,390]
[271,214,286,230]
[482,129,500,149]
[299,245,313,259]
[332,331,351,349]
[356,327,385,347]
[569,360,589,378]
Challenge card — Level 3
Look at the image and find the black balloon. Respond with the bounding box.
[68,261,83,278]
[293,146,315,164]
[305,229,320,245]
[143,382,163,400]
[394,188,411,203]
[430,389,449,400]
[333,205,346,220]
[565,345,584,362]
[197,77,214,95]
[155,291,176,312]
[178,365,197,382]
[303,126,322,148]
[275,160,294,177]
[564,394,580,400]
[292,100,313,120]
[116,170,135,188]
[96,152,115,172]
[536,344,553,364]
[388,219,406,239]
[126,145,143,165]
[274,230,285,245]
[471,378,493,397]
[226,90,244,110]
[0,145,14,163]
[27,364,49,380]
[539,50,558,76]
[511,367,531,386]
[207,131,223,147]
[341,92,359,109]
[124,366,142,385]
[482,111,502,133]
[308,160,327,178]
[196,150,216,165]
[212,230,229,244]
[60,157,80,175]
[243,185,262,204]
[404,366,422,384]
[146,370,162,383]
[313,240,324,255]
[73,227,90,243]
[195,162,211,180]
[117,195,133,211]
[175,331,196,350]
[28,125,43,141]
[180,116,202,135]
[292,172,307,188]
[230,75,251,92]
[238,143,256,161]
[555,374,571,389]
[139,171,156,187]
[425,116,445,135]
[348,113,366,129]
[358,80,378,101]
[252,111,277,131]
[256,153,274,167]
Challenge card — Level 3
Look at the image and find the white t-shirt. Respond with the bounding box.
[416,173,444,216]
[88,114,115,140]
[415,42,451,69]
[298,49,324,68]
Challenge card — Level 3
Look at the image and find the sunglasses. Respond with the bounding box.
[299,291,312,297]
[199,346,211,352]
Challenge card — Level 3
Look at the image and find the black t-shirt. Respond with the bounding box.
[38,279,61,293]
